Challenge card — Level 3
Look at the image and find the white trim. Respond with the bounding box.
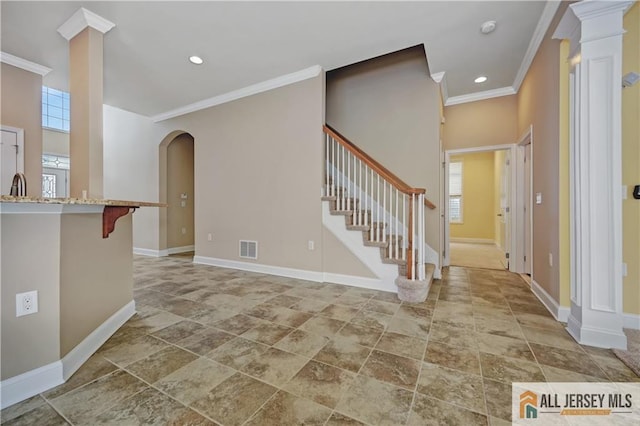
[322,273,394,293]
[167,245,194,255]
[0,52,51,76]
[57,7,116,41]
[153,65,322,122]
[450,238,495,245]
[192,255,399,293]
[444,86,516,106]
[61,301,135,380]
[431,71,449,103]
[531,279,570,322]
[194,255,324,282]
[446,144,513,155]
[0,362,63,409]
[0,204,63,214]
[513,1,562,92]
[623,313,640,330]
[133,247,168,257]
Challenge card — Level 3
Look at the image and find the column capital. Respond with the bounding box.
[570,0,634,22]
[57,7,115,41]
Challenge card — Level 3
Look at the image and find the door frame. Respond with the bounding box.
[1,125,25,171]
[443,144,518,272]
[515,126,534,276]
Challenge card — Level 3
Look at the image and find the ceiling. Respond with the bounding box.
[1,1,554,119]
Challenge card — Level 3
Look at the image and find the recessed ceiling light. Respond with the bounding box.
[480,20,497,34]
[474,76,488,83]
[189,56,203,65]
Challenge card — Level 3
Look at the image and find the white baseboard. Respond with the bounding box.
[623,313,640,330]
[133,247,168,257]
[0,362,63,410]
[450,237,496,245]
[193,256,399,293]
[0,300,135,410]
[194,256,324,282]
[167,245,194,255]
[531,279,570,322]
[61,300,136,380]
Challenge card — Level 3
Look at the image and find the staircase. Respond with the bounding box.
[322,125,436,302]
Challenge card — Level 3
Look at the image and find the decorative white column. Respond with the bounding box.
[58,8,115,199]
[554,0,633,349]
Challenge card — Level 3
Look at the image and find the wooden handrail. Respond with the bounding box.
[324,124,436,209]
[424,198,436,210]
[324,125,424,196]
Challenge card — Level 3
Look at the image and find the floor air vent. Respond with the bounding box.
[239,240,258,259]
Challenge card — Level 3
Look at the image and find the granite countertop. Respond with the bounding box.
[0,195,165,207]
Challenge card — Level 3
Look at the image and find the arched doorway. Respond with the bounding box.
[159,131,195,256]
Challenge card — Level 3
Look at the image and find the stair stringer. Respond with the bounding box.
[322,201,399,292]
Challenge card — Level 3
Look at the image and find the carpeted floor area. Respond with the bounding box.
[450,242,506,270]
[614,329,640,377]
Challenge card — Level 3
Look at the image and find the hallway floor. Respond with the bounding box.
[450,242,506,270]
[2,257,638,425]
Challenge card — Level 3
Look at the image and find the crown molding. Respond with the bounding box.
[430,71,449,104]
[445,86,516,106]
[0,52,51,76]
[513,0,562,92]
[57,7,115,41]
[152,65,323,122]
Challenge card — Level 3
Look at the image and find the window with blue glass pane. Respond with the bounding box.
[42,86,70,132]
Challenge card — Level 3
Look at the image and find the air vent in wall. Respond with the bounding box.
[239,240,258,259]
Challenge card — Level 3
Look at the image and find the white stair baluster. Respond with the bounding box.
[402,193,406,262]
[370,168,374,242]
[325,135,329,197]
[411,194,416,280]
[383,180,386,244]
[347,150,351,212]
[376,175,380,242]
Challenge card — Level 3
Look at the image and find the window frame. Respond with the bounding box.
[42,86,70,133]
[449,161,463,224]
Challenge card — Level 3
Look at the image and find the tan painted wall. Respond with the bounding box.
[1,211,61,379]
[325,46,442,252]
[157,75,326,272]
[516,3,568,302]
[443,95,518,150]
[166,134,194,249]
[322,227,376,278]
[449,152,495,240]
[103,105,163,251]
[59,212,133,355]
[43,129,70,156]
[0,63,43,196]
[622,2,640,315]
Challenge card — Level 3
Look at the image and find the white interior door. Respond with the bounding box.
[523,143,532,274]
[1,129,19,195]
[499,150,511,269]
[42,167,68,198]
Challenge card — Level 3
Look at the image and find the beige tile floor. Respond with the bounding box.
[2,255,639,425]
[450,242,506,270]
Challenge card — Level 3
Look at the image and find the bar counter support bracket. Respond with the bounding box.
[102,206,137,238]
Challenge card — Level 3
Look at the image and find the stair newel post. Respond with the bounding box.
[407,193,415,280]
[364,164,369,227]
[402,193,407,262]
[418,193,425,281]
[370,168,374,241]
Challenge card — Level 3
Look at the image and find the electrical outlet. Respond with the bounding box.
[548,253,553,267]
[207,233,213,241]
[308,240,315,251]
[181,227,187,235]
[16,291,38,317]
[623,263,628,277]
